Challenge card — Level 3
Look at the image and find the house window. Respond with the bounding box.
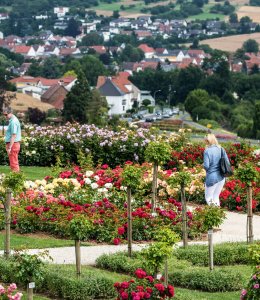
[123,106,125,111]
[122,99,126,105]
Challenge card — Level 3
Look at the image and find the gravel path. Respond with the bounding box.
[1,211,260,265]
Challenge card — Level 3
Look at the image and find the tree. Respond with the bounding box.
[27,107,46,125]
[252,101,260,139]
[80,55,108,86]
[0,69,16,112]
[99,53,111,65]
[113,10,120,18]
[86,89,108,126]
[229,13,238,23]
[243,39,259,53]
[80,33,104,46]
[64,18,81,38]
[184,89,210,120]
[63,70,92,123]
[27,61,43,77]
[250,64,259,75]
[177,66,205,102]
[41,56,64,79]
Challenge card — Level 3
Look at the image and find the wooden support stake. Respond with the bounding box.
[164,259,169,287]
[151,163,158,213]
[127,187,132,257]
[4,188,12,258]
[247,186,253,244]
[208,229,214,271]
[75,239,81,278]
[27,282,35,300]
[180,185,188,248]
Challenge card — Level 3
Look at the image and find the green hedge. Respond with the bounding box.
[96,251,247,292]
[42,270,115,300]
[169,268,243,292]
[0,257,116,300]
[175,243,250,266]
[96,252,143,274]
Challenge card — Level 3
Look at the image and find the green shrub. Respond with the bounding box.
[175,243,250,266]
[0,257,13,283]
[0,257,116,300]
[170,268,243,292]
[42,270,116,300]
[96,252,142,274]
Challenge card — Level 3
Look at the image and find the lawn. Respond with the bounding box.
[0,232,92,250]
[0,166,52,181]
[187,3,225,21]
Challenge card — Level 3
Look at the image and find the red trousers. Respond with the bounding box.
[6,142,20,172]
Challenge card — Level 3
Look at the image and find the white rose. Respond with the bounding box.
[91,182,99,189]
[84,178,92,184]
[85,171,94,177]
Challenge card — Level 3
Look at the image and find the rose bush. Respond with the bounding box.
[114,268,175,299]
[0,283,22,300]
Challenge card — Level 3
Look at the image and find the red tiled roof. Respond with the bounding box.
[60,76,76,84]
[96,76,106,89]
[138,44,155,53]
[155,48,166,54]
[59,48,78,55]
[9,76,39,84]
[13,45,31,54]
[37,78,60,86]
[97,73,132,93]
[41,84,68,109]
[89,45,106,54]
[135,31,152,37]
[133,61,158,71]
[187,49,205,55]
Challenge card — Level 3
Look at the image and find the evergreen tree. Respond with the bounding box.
[86,89,108,126]
[62,70,92,123]
[64,18,81,38]
[252,101,260,139]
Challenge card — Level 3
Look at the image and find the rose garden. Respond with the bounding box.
[0,123,259,300]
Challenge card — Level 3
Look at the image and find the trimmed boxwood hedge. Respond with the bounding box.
[175,242,250,266]
[96,250,247,292]
[169,268,243,292]
[0,257,116,300]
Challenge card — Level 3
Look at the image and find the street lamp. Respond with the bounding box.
[153,89,161,106]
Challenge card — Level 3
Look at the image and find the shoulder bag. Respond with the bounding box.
[220,147,233,177]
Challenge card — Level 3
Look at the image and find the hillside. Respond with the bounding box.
[10,93,54,112]
[200,32,260,52]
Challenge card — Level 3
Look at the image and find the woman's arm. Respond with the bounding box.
[203,150,210,171]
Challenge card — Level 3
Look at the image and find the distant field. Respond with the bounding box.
[11,92,54,112]
[94,0,249,18]
[200,32,260,52]
[237,6,260,22]
[187,3,225,21]
[94,0,172,17]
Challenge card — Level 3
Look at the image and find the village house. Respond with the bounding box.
[96,72,141,115]
[138,44,155,59]
[54,7,69,18]
[41,84,68,109]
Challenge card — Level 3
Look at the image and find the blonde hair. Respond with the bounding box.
[204,133,220,147]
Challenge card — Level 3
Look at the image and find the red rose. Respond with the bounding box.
[167,285,175,297]
[121,282,129,289]
[135,269,147,279]
[120,291,128,299]
[154,283,165,292]
[113,238,121,245]
[118,227,125,235]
